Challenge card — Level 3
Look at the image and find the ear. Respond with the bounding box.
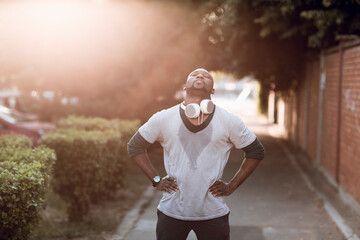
[211,88,215,94]
[183,84,187,91]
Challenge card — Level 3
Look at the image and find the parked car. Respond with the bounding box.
[0,105,55,146]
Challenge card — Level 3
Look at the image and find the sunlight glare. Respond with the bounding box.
[0,0,136,70]
[0,0,203,97]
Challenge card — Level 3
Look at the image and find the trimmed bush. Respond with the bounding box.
[39,129,124,221]
[40,116,139,221]
[0,146,56,240]
[0,135,32,149]
[56,115,139,137]
[56,115,139,160]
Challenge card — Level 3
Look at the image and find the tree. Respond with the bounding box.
[195,0,360,91]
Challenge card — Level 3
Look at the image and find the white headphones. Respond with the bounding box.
[181,99,214,120]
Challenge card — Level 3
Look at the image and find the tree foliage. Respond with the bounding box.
[193,0,360,91]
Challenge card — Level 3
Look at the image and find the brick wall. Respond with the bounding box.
[321,52,340,178]
[340,45,360,202]
[279,41,360,204]
[296,62,310,150]
[306,59,320,161]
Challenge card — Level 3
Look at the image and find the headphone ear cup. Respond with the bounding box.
[185,103,201,118]
[200,99,214,114]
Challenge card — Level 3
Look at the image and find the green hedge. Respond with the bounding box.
[0,143,56,240]
[0,135,32,149]
[40,115,139,221]
[56,115,139,161]
[56,115,139,135]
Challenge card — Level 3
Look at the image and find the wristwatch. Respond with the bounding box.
[152,176,161,187]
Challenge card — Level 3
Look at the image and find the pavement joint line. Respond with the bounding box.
[269,130,360,240]
[110,186,156,240]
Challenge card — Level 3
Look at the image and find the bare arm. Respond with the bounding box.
[209,158,260,197]
[133,153,178,193]
[128,131,178,193]
[133,152,159,182]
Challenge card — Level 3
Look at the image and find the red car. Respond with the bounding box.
[0,105,55,146]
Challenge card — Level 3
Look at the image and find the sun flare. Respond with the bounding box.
[0,1,135,65]
[0,0,202,97]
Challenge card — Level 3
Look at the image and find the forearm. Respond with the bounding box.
[128,131,159,182]
[209,157,260,196]
[133,153,178,193]
[133,153,160,183]
[228,158,260,193]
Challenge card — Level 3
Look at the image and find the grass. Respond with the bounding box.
[30,144,165,240]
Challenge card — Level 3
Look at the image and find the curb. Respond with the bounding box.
[110,186,156,240]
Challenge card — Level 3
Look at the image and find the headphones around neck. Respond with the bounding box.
[181,99,214,119]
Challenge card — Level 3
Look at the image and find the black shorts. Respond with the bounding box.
[156,210,230,240]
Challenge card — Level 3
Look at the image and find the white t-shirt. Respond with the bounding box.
[139,104,256,220]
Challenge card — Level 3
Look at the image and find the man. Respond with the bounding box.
[127,68,265,240]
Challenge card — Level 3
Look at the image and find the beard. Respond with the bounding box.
[186,86,211,98]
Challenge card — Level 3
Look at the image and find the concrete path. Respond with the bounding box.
[111,99,360,240]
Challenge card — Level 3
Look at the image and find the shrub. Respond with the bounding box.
[0,146,56,240]
[0,135,32,149]
[62,115,140,159]
[56,115,139,141]
[40,116,139,221]
[39,129,126,221]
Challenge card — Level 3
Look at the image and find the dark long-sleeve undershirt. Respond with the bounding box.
[127,131,265,160]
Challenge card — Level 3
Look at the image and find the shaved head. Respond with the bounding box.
[187,68,212,80]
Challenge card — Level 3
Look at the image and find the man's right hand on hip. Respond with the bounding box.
[156,176,178,193]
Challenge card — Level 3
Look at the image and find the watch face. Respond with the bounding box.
[154,176,161,183]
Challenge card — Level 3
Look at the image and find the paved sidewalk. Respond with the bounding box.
[111,110,360,240]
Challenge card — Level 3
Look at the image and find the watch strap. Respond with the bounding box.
[152,180,159,187]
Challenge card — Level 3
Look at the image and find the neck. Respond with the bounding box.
[184,95,211,106]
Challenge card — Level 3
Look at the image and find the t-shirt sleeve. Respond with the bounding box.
[138,110,164,144]
[228,114,257,149]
